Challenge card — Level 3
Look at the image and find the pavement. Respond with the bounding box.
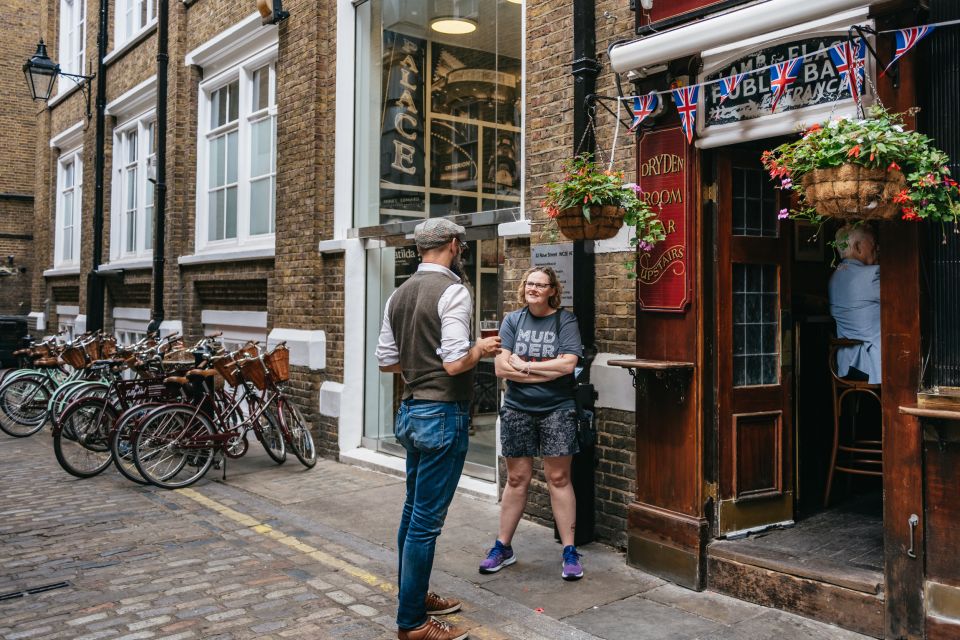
[0,430,874,640]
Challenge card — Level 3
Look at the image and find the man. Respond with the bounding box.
[829,224,881,383]
[376,218,501,640]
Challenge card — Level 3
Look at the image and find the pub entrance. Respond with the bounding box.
[706,145,885,637]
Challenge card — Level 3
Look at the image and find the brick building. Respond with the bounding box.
[20,0,645,550]
[0,0,41,315]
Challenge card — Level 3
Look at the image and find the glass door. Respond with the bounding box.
[363,230,504,480]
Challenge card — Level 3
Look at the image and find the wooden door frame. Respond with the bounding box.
[715,149,794,535]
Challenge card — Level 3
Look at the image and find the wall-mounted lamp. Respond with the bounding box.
[23,40,94,119]
[639,0,654,10]
[256,0,289,25]
[431,0,478,35]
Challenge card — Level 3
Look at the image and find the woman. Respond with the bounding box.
[478,266,584,581]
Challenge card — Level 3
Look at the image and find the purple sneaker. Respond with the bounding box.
[479,540,516,574]
[561,545,583,581]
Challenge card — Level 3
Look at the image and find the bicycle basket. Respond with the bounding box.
[61,346,87,369]
[101,338,118,358]
[264,345,290,382]
[212,355,241,387]
[239,357,268,391]
[84,339,103,361]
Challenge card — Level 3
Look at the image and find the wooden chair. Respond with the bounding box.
[824,338,882,507]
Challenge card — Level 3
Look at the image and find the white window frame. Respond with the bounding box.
[55,147,83,268]
[201,310,268,351]
[194,46,277,255]
[113,307,150,347]
[57,305,79,341]
[58,0,86,94]
[113,0,156,50]
[111,112,156,260]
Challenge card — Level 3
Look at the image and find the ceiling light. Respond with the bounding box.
[430,17,477,34]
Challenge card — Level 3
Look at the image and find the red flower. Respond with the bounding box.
[847,145,861,158]
[945,177,958,188]
[804,123,822,135]
[902,210,920,222]
[893,189,911,204]
[869,153,875,162]
[888,162,901,172]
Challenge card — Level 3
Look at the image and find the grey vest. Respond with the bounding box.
[388,270,474,402]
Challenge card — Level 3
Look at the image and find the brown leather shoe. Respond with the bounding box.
[425,591,462,615]
[398,617,468,640]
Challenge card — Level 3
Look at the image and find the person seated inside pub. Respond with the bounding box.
[828,224,881,383]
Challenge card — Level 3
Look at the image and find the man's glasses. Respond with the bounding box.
[456,239,469,254]
[524,281,552,290]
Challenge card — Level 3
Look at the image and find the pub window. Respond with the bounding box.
[733,263,779,386]
[195,54,277,252]
[354,0,523,228]
[732,165,778,237]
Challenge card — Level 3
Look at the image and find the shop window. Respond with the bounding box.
[56,149,83,268]
[58,0,86,94]
[115,0,156,48]
[733,263,779,386]
[354,0,523,228]
[112,116,156,258]
[196,55,276,251]
[732,166,779,237]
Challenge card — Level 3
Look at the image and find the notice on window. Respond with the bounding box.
[531,243,574,308]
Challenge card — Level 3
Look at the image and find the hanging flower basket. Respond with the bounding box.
[555,204,625,241]
[800,164,907,220]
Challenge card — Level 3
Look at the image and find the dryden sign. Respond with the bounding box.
[531,243,574,307]
[637,128,689,312]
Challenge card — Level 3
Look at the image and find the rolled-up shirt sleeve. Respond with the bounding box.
[437,284,472,362]
[375,294,399,367]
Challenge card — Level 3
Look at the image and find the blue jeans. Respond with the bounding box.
[394,398,470,630]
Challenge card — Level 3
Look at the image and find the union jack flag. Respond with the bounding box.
[629,93,659,131]
[881,26,935,77]
[769,58,802,112]
[829,39,866,107]
[718,73,744,104]
[671,85,700,144]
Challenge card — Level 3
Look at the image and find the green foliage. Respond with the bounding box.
[542,154,667,266]
[761,106,960,226]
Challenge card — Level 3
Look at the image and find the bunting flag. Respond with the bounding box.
[769,58,803,112]
[671,85,700,144]
[829,39,866,107]
[880,25,935,77]
[629,93,659,131]
[718,73,744,104]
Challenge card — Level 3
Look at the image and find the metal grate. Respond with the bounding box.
[922,0,960,389]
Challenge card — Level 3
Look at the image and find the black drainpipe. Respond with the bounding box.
[569,0,600,546]
[85,0,109,331]
[146,0,168,335]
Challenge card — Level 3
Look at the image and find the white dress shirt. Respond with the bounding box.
[375,263,473,366]
[829,258,882,383]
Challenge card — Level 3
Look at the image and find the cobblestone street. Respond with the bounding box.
[1,432,873,640]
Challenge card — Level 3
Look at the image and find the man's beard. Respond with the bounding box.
[451,251,469,284]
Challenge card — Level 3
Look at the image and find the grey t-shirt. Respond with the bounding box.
[500,307,583,413]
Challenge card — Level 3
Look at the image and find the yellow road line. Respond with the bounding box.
[177,488,397,594]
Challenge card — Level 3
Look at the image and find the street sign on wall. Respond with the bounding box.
[531,243,574,308]
[636,128,690,312]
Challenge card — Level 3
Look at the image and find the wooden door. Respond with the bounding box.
[716,150,793,535]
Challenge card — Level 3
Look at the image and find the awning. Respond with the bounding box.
[609,0,871,74]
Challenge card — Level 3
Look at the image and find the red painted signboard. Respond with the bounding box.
[636,128,690,312]
[639,0,746,28]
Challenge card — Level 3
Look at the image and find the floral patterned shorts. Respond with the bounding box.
[499,406,579,458]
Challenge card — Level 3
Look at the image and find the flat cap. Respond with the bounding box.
[414,218,466,250]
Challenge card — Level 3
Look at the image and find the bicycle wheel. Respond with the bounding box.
[278,397,316,468]
[50,381,108,427]
[256,406,286,464]
[134,405,217,489]
[53,397,117,478]
[111,403,161,485]
[0,374,52,437]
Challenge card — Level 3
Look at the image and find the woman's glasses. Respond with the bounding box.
[524,281,552,290]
